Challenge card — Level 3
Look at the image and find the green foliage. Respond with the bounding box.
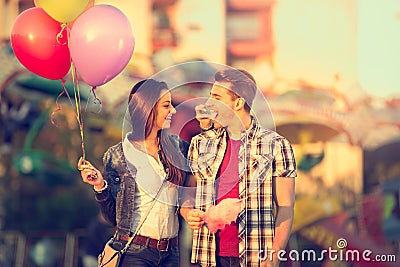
[0,81,119,232]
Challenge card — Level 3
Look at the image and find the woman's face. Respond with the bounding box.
[154,89,176,130]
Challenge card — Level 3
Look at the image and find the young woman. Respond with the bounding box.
[79,79,189,267]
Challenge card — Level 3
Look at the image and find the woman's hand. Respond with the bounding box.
[77,157,104,189]
[181,207,205,230]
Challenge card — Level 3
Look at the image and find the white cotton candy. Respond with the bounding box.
[203,198,242,233]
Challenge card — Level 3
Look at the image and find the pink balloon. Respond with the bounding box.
[10,7,71,80]
[69,5,135,87]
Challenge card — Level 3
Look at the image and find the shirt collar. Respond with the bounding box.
[201,116,259,140]
[243,116,258,140]
[122,133,153,169]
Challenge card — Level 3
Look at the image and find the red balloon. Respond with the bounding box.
[10,7,71,80]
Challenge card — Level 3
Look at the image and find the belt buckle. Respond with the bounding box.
[157,238,169,252]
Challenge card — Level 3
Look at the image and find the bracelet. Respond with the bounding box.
[94,180,108,193]
[199,121,214,131]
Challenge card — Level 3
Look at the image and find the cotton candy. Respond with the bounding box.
[203,198,243,233]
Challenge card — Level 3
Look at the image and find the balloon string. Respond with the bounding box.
[72,65,86,160]
[56,23,68,45]
[91,86,102,113]
[50,79,74,127]
[50,81,65,128]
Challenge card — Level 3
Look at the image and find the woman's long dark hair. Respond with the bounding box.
[128,79,185,186]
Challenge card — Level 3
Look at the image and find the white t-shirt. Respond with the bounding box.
[122,134,179,239]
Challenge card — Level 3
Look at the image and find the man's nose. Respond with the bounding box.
[205,98,215,107]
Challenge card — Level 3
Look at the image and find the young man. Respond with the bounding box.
[181,69,297,267]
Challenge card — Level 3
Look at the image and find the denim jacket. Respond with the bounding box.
[94,134,189,238]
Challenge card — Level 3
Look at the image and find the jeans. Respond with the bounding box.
[119,243,179,267]
[216,256,240,267]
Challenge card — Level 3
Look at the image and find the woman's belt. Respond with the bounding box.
[118,234,178,251]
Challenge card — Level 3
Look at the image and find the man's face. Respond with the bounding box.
[206,82,237,127]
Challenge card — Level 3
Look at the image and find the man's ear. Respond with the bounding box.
[234,97,245,111]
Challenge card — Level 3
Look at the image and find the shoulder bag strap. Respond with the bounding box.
[120,178,168,253]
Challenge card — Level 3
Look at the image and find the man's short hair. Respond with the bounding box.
[214,68,257,112]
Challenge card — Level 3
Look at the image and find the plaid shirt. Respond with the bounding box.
[188,118,297,267]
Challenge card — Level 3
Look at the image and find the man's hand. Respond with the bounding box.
[261,260,279,267]
[195,104,215,130]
